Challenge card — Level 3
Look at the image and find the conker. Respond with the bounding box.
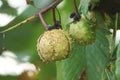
[37,29,71,62]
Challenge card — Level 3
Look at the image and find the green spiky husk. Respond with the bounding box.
[37,29,71,62]
[69,19,96,45]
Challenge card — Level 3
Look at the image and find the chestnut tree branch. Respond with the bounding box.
[38,0,62,30]
[0,0,62,33]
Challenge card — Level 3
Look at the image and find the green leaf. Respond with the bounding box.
[79,0,90,14]
[115,42,120,80]
[95,12,111,34]
[0,1,17,15]
[56,44,86,80]
[56,30,109,80]
[86,30,109,80]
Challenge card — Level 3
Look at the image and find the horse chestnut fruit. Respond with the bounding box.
[37,29,71,62]
[69,18,96,45]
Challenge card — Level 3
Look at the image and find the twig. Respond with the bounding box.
[38,0,62,30]
[38,13,48,29]
[52,7,56,24]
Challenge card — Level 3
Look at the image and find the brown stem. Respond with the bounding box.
[38,13,48,29]
[73,0,79,16]
[52,7,56,25]
[38,0,62,30]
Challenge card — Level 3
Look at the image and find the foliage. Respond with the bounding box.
[116,43,120,80]
[0,0,120,80]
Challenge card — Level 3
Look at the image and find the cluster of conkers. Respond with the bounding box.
[37,16,96,62]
